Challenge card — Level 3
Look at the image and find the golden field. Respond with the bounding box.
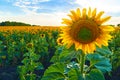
[0,26,61,32]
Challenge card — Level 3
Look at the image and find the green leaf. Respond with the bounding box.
[22,57,30,64]
[41,63,66,80]
[85,69,105,80]
[56,46,65,54]
[31,53,40,61]
[94,58,112,73]
[59,50,76,62]
[86,53,103,64]
[35,63,44,70]
[42,72,65,80]
[23,52,30,57]
[64,61,79,74]
[96,46,112,55]
[51,46,77,63]
[86,53,112,73]
[68,69,83,80]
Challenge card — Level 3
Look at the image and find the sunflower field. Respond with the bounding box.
[0,26,119,80]
[0,8,120,80]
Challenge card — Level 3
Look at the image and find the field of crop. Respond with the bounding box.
[0,26,120,80]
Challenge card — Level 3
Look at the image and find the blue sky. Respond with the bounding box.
[0,0,120,26]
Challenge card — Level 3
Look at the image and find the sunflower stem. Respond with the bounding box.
[80,52,85,76]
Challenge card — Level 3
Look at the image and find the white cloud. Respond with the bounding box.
[75,0,120,13]
[74,0,120,25]
[13,0,50,14]
[1,11,120,26]
[107,17,120,26]
[1,0,120,26]
[33,0,50,3]
[0,12,67,26]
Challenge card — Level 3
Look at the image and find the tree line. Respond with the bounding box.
[0,21,32,26]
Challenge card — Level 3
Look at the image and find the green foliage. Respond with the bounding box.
[18,41,44,80]
[42,63,66,80]
[86,46,112,73]
[0,28,117,80]
[109,30,120,70]
[86,53,112,73]
[42,45,112,80]
[85,69,105,80]
[0,30,58,79]
[51,46,77,63]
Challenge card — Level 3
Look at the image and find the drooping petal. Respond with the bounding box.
[66,40,74,48]
[88,43,96,53]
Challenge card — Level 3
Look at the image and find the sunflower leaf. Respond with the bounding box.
[84,69,105,80]
[96,46,112,55]
[51,46,77,63]
[41,63,66,80]
[68,68,83,80]
[86,53,112,73]
[94,58,112,73]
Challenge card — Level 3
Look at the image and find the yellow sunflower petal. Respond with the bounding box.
[75,41,82,50]
[98,16,111,24]
[66,40,74,48]
[82,8,87,19]
[70,10,79,21]
[101,39,108,46]
[82,44,86,53]
[88,7,91,17]
[62,18,73,25]
[83,44,93,54]
[95,11,104,19]
[67,14,76,22]
[85,44,90,54]
[95,38,103,45]
[76,8,81,18]
[100,26,115,32]
[92,8,97,18]
[88,43,96,53]
[86,44,91,53]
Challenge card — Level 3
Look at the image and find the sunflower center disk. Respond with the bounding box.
[78,27,92,42]
[72,20,100,44]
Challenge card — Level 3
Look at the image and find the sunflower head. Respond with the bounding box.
[40,34,45,38]
[57,37,64,45]
[60,7,114,54]
[27,43,34,48]
[48,32,52,38]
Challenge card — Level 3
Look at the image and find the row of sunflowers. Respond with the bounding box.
[0,7,120,80]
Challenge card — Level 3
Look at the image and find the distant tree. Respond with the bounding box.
[0,21,32,26]
[109,25,115,27]
[117,24,120,27]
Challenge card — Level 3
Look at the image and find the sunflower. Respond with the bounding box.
[40,34,45,38]
[60,7,114,54]
[57,37,64,45]
[27,43,34,48]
